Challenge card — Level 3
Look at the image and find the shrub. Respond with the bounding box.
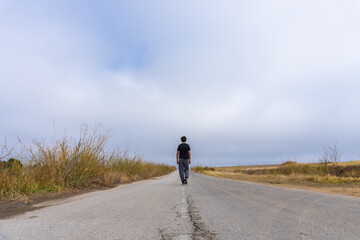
[192,166,215,173]
[0,158,23,169]
[319,143,342,164]
[6,158,23,168]
[280,161,298,167]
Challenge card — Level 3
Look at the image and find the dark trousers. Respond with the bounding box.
[178,158,189,183]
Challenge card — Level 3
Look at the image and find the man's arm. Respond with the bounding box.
[188,150,191,164]
[176,151,179,164]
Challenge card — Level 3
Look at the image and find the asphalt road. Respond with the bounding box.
[1,171,360,240]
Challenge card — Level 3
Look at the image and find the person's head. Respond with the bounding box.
[181,136,187,143]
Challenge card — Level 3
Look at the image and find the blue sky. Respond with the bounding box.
[1,1,360,166]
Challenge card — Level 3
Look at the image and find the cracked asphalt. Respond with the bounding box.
[1,171,360,239]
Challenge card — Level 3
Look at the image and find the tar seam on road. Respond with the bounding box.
[158,185,217,240]
[186,194,217,240]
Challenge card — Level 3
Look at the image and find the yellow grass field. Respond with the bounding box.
[192,161,360,197]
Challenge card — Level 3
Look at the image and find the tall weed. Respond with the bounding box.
[0,125,175,198]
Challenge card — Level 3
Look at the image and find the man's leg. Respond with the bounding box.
[184,159,189,180]
[178,158,185,183]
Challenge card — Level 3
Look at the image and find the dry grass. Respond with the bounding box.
[330,160,360,166]
[216,164,280,171]
[193,161,360,197]
[0,125,175,199]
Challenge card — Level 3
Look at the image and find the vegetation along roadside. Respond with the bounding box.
[192,160,360,197]
[0,124,175,201]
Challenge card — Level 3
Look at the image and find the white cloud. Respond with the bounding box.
[1,1,360,165]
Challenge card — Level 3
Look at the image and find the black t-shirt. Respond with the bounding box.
[177,143,191,159]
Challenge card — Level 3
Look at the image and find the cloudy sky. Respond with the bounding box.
[1,1,360,166]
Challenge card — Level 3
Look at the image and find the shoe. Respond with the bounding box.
[184,179,187,184]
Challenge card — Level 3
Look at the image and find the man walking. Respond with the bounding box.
[176,136,191,184]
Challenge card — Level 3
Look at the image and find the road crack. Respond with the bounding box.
[158,228,175,240]
[158,188,217,240]
[186,195,217,240]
